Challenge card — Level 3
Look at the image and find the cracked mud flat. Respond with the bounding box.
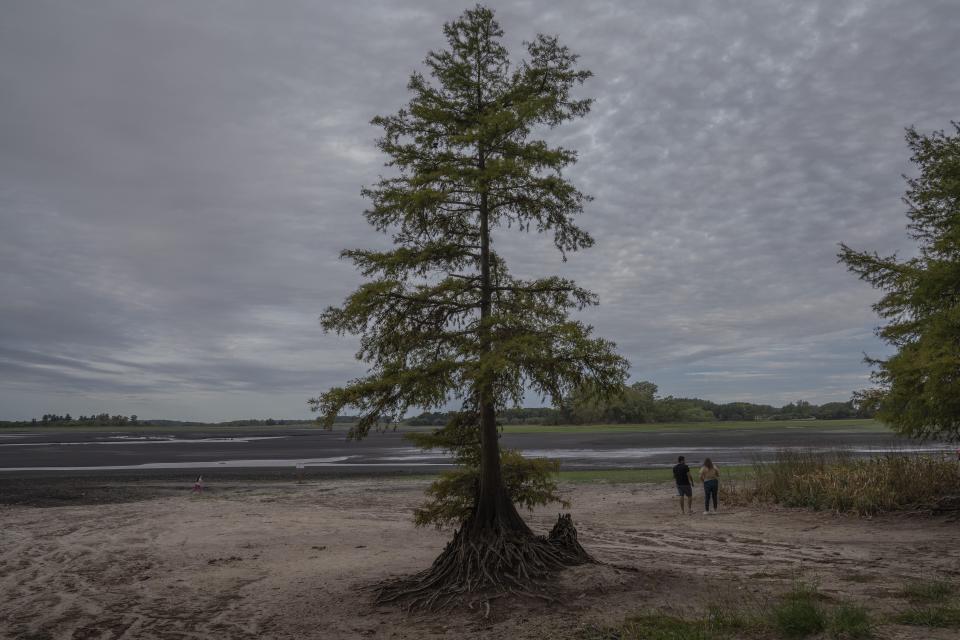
[2,479,958,639]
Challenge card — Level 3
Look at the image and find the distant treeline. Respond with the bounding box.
[404,381,874,426]
[27,413,141,426]
[0,414,321,428]
[4,383,872,428]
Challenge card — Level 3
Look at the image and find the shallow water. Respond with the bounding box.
[0,436,951,472]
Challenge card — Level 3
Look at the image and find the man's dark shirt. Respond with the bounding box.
[672,463,691,486]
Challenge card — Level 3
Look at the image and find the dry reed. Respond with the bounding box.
[725,451,959,516]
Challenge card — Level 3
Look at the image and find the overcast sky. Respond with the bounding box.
[1,0,958,420]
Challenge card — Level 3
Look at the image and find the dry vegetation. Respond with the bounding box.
[725,451,960,516]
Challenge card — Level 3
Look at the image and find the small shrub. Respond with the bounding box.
[578,614,708,640]
[902,578,954,603]
[769,584,828,639]
[618,614,712,640]
[411,449,567,528]
[579,608,755,640]
[705,604,754,633]
[589,594,881,640]
[894,605,960,628]
[829,603,873,639]
[407,418,569,528]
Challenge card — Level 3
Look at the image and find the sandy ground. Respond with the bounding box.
[2,478,958,639]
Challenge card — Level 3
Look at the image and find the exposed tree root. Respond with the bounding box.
[374,513,593,611]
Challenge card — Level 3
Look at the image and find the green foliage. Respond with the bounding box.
[726,450,959,515]
[902,578,955,603]
[578,610,754,640]
[769,583,828,639]
[500,418,884,434]
[893,606,960,628]
[584,591,879,640]
[401,395,873,426]
[2,415,323,428]
[839,122,960,442]
[703,605,757,636]
[560,380,708,424]
[562,381,742,424]
[406,406,559,426]
[309,5,627,440]
[557,465,754,484]
[829,603,873,639]
[894,580,960,632]
[406,413,568,527]
[412,449,567,528]
[29,413,139,426]
[562,381,660,424]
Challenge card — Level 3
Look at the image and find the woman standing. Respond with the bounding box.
[700,458,720,514]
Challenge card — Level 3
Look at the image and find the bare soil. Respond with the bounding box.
[2,478,958,639]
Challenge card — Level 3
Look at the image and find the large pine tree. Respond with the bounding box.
[312,6,628,606]
[840,122,960,442]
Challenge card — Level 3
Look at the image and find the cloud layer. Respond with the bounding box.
[2,0,958,420]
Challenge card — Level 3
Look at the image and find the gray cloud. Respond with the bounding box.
[1,0,957,419]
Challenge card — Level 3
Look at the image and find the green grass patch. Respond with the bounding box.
[589,585,884,640]
[556,465,754,484]
[770,597,826,638]
[902,578,954,603]
[725,450,960,516]
[557,468,675,483]
[829,603,873,639]
[893,605,960,628]
[769,583,828,639]
[579,608,757,640]
[893,578,960,629]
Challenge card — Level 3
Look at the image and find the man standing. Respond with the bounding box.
[672,455,694,515]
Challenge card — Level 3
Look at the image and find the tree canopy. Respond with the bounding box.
[840,122,960,442]
[312,8,626,438]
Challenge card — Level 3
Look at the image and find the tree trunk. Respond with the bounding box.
[471,398,532,535]
[473,154,531,538]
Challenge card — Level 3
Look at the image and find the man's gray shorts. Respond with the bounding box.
[676,484,692,497]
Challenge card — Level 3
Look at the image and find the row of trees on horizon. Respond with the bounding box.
[5,383,872,427]
[2,415,310,427]
[402,381,873,426]
[31,413,139,426]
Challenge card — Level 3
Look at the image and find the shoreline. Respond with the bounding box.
[3,477,957,639]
